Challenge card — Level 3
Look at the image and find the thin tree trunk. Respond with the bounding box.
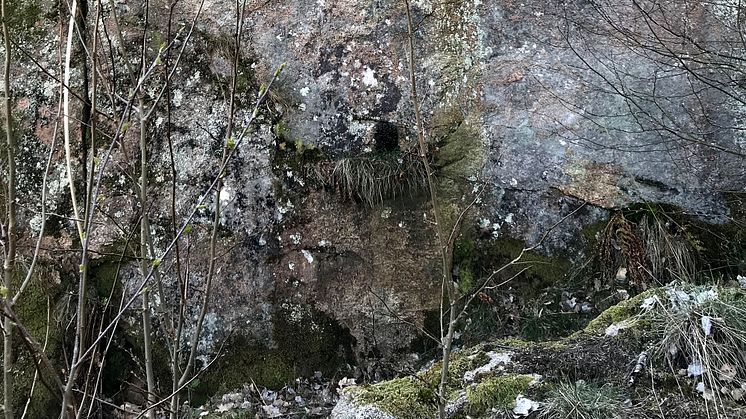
[60,1,88,414]
[2,0,16,415]
[403,3,459,418]
[139,96,158,419]
[62,0,83,238]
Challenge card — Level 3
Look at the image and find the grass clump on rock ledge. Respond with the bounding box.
[539,380,623,419]
[325,151,428,207]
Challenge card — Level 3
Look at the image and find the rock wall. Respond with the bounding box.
[5,0,744,397]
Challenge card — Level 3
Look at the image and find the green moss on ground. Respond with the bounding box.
[348,347,535,418]
[419,349,489,388]
[465,373,535,416]
[347,377,437,419]
[493,337,570,352]
[346,350,542,419]
[345,347,488,418]
[582,288,662,335]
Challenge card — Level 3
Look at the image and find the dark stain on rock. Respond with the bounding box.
[316,43,347,81]
[373,77,401,115]
[373,121,399,152]
[633,176,680,195]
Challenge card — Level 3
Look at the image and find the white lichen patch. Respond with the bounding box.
[347,120,370,139]
[513,394,541,417]
[277,200,295,221]
[172,89,184,107]
[45,163,72,212]
[185,70,201,88]
[362,67,379,87]
[710,0,741,23]
[29,214,44,232]
[604,319,634,337]
[185,311,220,365]
[219,186,232,206]
[281,301,306,324]
[464,351,512,382]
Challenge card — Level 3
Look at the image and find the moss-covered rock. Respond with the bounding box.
[582,288,662,335]
[4,265,64,418]
[345,377,437,419]
[193,302,355,405]
[465,373,536,416]
[419,348,489,389]
[340,346,534,419]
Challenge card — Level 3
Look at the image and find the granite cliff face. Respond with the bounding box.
[5,0,744,403]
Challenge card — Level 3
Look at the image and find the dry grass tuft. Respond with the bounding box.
[644,284,746,410]
[595,213,698,291]
[540,380,624,419]
[320,151,429,207]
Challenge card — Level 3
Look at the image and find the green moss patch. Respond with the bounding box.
[5,265,64,417]
[419,349,489,388]
[582,288,661,335]
[465,373,535,416]
[194,302,354,405]
[344,347,491,417]
[347,377,437,419]
[346,350,540,419]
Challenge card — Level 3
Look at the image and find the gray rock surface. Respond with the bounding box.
[8,0,744,387]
